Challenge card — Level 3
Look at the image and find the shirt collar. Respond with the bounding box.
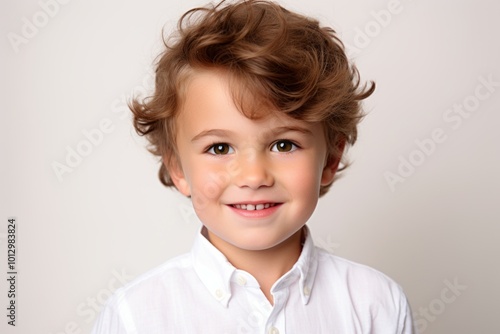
[268,226,318,305]
[191,226,235,307]
[191,225,319,307]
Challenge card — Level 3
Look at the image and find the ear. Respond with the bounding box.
[321,140,345,186]
[164,155,191,197]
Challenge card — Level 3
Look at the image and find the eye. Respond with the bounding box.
[271,140,298,153]
[207,143,234,155]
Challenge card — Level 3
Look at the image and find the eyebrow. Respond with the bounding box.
[191,125,313,142]
[191,129,233,142]
[271,126,313,137]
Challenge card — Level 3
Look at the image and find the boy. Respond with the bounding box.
[93,0,414,333]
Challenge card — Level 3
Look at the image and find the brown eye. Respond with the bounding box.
[272,140,297,152]
[208,143,233,155]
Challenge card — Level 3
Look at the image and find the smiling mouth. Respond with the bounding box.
[230,203,278,211]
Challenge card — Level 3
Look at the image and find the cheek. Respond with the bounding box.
[299,170,322,198]
[190,167,230,205]
[283,156,323,193]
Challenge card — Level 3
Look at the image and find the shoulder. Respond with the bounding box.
[316,247,403,291]
[92,252,194,330]
[315,248,409,312]
[314,248,414,332]
[115,252,193,301]
[92,252,197,333]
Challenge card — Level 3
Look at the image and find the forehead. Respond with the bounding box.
[177,69,320,137]
[178,67,276,119]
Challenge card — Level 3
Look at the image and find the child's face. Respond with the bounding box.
[168,70,338,252]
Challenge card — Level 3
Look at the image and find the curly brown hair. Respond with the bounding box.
[131,0,374,196]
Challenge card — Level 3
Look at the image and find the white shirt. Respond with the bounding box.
[92,226,414,333]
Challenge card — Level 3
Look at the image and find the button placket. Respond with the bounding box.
[264,287,287,334]
[215,289,225,300]
[268,326,280,334]
[237,275,247,286]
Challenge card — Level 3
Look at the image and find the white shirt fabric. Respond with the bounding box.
[92,226,414,333]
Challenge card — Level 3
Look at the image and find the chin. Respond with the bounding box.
[230,236,290,251]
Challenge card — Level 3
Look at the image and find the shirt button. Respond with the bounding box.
[237,275,247,286]
[269,327,279,334]
[215,289,224,299]
[304,286,311,296]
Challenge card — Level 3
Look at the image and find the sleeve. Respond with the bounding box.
[399,290,416,334]
[91,291,134,334]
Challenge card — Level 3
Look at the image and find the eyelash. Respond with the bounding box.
[205,139,300,155]
[271,139,299,153]
[205,143,234,155]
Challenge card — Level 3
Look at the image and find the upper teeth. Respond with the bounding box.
[233,203,276,210]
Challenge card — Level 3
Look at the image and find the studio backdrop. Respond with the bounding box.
[2,0,499,333]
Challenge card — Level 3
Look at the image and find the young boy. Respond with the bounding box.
[93,0,414,332]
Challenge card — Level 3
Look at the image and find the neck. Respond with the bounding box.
[206,228,304,304]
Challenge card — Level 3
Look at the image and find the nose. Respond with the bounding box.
[233,150,274,189]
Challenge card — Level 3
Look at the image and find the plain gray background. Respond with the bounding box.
[2,0,499,333]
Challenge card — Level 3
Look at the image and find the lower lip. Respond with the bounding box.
[227,204,282,218]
